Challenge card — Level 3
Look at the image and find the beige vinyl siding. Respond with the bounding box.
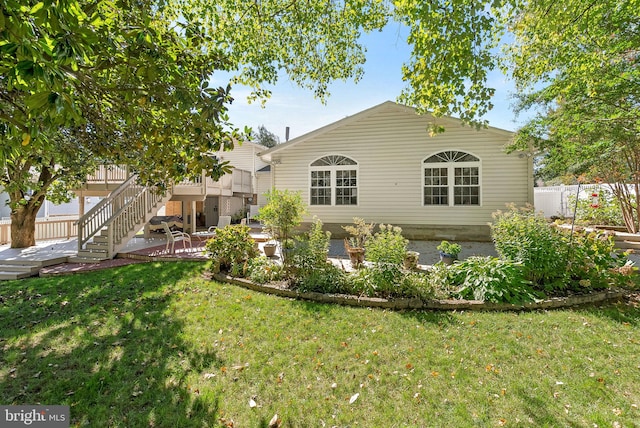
[256,172,272,207]
[271,103,530,227]
[217,142,269,191]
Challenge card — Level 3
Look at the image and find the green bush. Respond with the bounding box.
[562,229,634,291]
[400,271,435,301]
[255,189,306,266]
[491,204,568,289]
[296,263,349,294]
[289,217,332,282]
[426,262,457,299]
[449,256,541,304]
[568,191,625,227]
[365,224,408,265]
[246,256,285,284]
[349,264,432,300]
[491,204,635,294]
[204,225,258,275]
[302,217,331,266]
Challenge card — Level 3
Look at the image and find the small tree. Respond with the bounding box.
[255,189,306,264]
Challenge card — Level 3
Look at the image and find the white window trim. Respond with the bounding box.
[309,155,359,207]
[422,151,482,207]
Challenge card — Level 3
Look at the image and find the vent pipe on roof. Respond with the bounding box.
[285,126,290,142]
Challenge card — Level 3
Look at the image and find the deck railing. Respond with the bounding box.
[0,217,78,245]
[86,165,130,184]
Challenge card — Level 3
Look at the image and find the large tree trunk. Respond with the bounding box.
[9,202,41,248]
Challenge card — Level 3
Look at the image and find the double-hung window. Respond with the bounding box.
[310,155,358,206]
[423,151,480,206]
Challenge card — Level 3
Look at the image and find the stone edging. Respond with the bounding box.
[211,273,630,311]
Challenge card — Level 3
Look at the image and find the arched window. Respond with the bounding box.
[310,155,358,206]
[423,151,480,206]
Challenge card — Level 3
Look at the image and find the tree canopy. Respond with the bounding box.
[252,125,280,148]
[502,0,640,231]
[396,0,639,230]
[0,0,388,246]
[2,0,639,245]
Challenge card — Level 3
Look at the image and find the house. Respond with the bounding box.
[71,141,268,260]
[258,101,533,241]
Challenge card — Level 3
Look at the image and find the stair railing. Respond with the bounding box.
[77,175,170,256]
[77,175,138,251]
[106,184,169,255]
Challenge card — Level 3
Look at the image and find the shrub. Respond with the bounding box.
[350,264,404,298]
[295,263,349,294]
[400,271,435,301]
[304,217,331,266]
[562,229,635,291]
[289,218,332,281]
[246,256,285,284]
[491,204,568,289]
[365,224,408,265]
[204,225,258,275]
[568,191,624,227]
[449,256,541,304]
[342,217,374,249]
[256,189,306,265]
[437,240,461,257]
[491,204,635,294]
[349,264,432,300]
[426,262,457,299]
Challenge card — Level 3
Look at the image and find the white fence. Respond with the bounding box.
[534,184,634,218]
[0,217,78,245]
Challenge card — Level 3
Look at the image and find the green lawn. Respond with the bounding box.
[1,262,638,427]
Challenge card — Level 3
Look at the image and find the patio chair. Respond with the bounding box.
[207,215,232,233]
[162,222,192,254]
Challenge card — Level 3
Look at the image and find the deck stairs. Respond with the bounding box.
[70,176,172,262]
[0,257,68,281]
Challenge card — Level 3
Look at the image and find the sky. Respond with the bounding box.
[213,23,530,143]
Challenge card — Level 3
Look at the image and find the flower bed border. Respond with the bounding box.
[210,273,630,312]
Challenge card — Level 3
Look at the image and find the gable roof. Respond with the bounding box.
[258,101,514,162]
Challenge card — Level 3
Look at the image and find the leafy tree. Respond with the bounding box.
[394,0,503,131]
[396,0,639,231]
[0,0,388,247]
[252,125,280,148]
[503,0,640,232]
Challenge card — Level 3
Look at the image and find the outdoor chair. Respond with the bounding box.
[207,215,232,233]
[162,221,192,254]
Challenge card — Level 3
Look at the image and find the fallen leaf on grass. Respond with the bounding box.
[268,414,281,428]
[231,363,249,371]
